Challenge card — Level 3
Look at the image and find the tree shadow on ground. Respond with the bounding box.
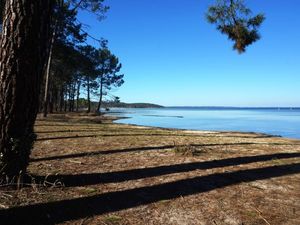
[1,162,300,225]
[33,152,300,186]
[31,143,300,162]
[31,145,175,162]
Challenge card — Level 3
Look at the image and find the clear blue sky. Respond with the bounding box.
[78,0,300,107]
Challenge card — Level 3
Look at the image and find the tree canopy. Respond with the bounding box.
[207,0,265,53]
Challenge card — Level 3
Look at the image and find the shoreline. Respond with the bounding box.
[40,112,300,141]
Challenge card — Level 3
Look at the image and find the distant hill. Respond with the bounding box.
[102,102,164,108]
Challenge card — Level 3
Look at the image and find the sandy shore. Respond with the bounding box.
[1,113,300,225]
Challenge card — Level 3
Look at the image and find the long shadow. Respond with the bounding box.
[31,145,175,162]
[1,163,300,225]
[33,152,300,187]
[36,134,99,140]
[31,143,298,162]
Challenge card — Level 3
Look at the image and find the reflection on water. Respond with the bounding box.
[110,107,300,139]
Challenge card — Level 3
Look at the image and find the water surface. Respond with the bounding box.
[110,107,300,139]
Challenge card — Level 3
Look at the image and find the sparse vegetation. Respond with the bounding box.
[174,144,206,156]
[104,215,122,224]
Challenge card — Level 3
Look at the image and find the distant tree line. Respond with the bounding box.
[40,2,124,117]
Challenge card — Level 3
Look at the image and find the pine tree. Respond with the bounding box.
[207,0,265,53]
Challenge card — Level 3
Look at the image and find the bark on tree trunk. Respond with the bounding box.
[87,77,91,113]
[96,78,104,113]
[0,0,54,182]
[69,84,75,112]
[64,95,67,112]
[68,88,72,112]
[49,87,54,114]
[59,86,64,112]
[42,28,56,117]
[76,80,81,112]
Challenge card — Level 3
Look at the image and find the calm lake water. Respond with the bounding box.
[110,107,300,139]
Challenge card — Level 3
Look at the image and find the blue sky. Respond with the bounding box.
[78,0,300,107]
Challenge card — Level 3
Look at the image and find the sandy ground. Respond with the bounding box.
[0,113,300,225]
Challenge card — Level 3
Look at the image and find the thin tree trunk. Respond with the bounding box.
[43,20,57,118]
[0,0,54,181]
[87,77,91,113]
[96,78,103,113]
[59,86,64,112]
[64,92,67,112]
[68,87,72,112]
[71,83,74,112]
[76,80,81,112]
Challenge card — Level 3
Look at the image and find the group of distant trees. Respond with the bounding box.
[0,0,264,183]
[40,2,124,117]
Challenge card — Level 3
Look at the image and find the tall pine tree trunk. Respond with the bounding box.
[87,77,91,113]
[76,80,81,112]
[42,30,55,117]
[49,84,54,114]
[0,0,54,182]
[59,86,64,112]
[96,79,104,113]
[64,93,68,112]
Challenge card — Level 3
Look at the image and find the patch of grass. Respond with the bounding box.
[245,210,257,218]
[174,144,205,156]
[157,199,172,204]
[271,158,284,165]
[80,187,98,195]
[104,215,122,224]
